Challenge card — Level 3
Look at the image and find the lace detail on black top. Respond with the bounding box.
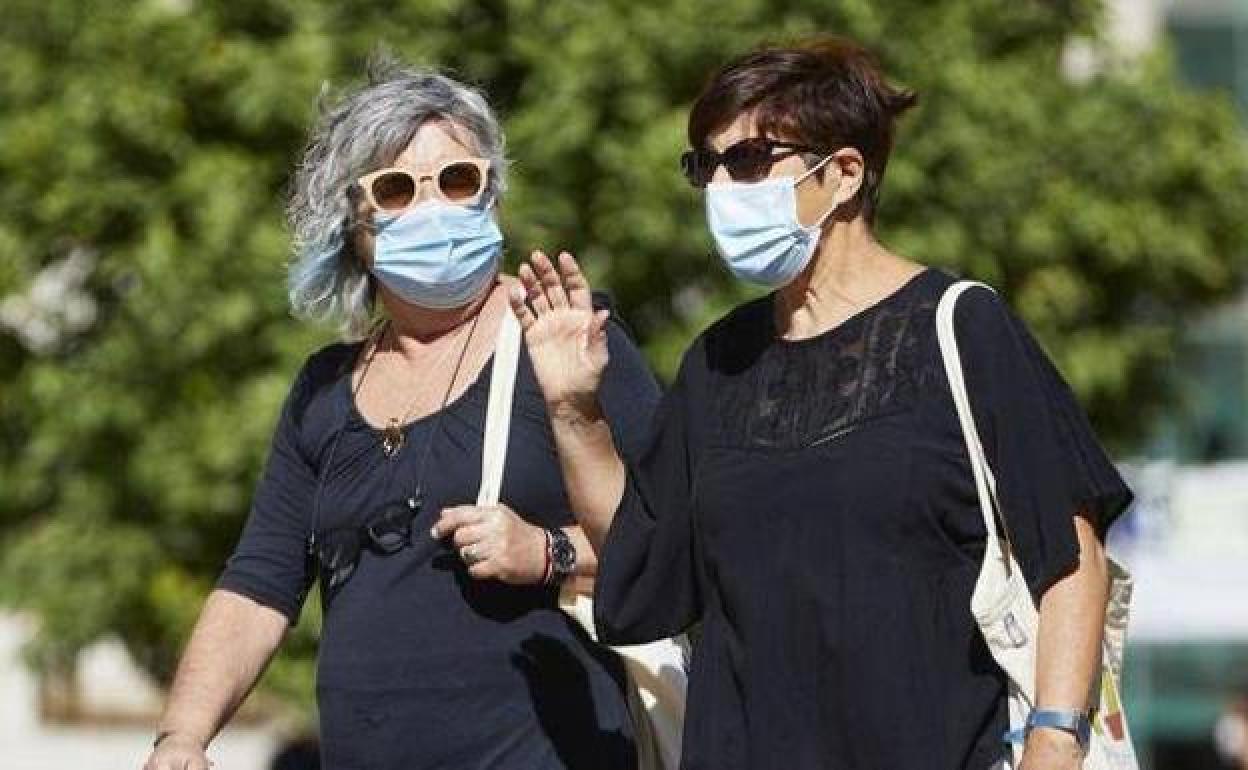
[702,269,948,450]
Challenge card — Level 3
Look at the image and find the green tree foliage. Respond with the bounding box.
[2,0,1245,717]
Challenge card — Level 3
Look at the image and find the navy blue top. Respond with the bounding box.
[218,307,660,770]
[594,269,1133,770]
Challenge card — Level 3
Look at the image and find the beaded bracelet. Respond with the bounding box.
[540,528,554,586]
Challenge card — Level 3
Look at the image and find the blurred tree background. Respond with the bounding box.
[1,0,1246,721]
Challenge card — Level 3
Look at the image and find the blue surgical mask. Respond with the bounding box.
[705,156,838,288]
[371,199,503,309]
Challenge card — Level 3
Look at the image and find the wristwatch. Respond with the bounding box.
[546,527,576,586]
[1023,709,1091,751]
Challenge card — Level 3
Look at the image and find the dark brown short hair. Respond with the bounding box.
[688,36,917,222]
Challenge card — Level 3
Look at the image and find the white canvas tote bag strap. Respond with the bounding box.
[478,310,522,507]
[935,280,1018,570]
[937,281,1036,769]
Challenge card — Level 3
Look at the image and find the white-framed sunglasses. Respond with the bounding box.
[356,157,491,213]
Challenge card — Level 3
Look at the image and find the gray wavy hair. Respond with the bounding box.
[286,57,508,340]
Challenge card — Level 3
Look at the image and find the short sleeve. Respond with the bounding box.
[954,288,1133,599]
[216,366,321,623]
[594,344,704,645]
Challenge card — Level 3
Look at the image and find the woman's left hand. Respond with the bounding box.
[432,504,548,585]
[1017,730,1084,770]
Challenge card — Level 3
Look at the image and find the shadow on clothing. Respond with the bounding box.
[431,545,568,625]
[270,735,320,770]
[512,632,637,770]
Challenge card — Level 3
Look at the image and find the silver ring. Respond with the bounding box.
[461,545,481,565]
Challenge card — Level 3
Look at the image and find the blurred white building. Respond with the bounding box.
[1095,4,1248,769]
[0,614,282,770]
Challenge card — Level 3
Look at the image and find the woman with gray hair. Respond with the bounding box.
[142,60,656,770]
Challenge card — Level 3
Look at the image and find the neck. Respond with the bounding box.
[773,218,918,340]
[379,279,498,352]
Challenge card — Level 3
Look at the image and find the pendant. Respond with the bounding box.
[381,418,405,457]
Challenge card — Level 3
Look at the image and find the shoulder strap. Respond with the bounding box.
[934,281,1017,571]
[478,310,523,506]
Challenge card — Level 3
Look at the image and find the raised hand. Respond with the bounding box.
[508,251,610,416]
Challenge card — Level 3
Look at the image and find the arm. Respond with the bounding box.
[143,589,287,770]
[511,250,703,642]
[1021,514,1110,770]
[435,253,660,574]
[505,250,625,554]
[546,400,627,554]
[951,289,1129,769]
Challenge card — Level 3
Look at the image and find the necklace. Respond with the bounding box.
[359,312,481,458]
[306,309,482,565]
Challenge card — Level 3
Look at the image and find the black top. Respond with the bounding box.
[218,311,660,770]
[594,268,1133,770]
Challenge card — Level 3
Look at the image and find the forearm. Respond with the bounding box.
[157,589,288,747]
[548,399,627,554]
[1033,515,1110,713]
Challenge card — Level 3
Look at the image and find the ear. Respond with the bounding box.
[346,187,378,268]
[828,147,866,208]
[350,219,376,269]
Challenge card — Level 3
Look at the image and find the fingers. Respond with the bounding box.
[557,251,593,310]
[450,524,485,549]
[589,307,610,341]
[431,506,484,539]
[460,542,490,566]
[442,505,547,585]
[518,258,550,314]
[532,251,569,309]
[508,283,536,330]
[435,506,495,568]
[515,249,588,315]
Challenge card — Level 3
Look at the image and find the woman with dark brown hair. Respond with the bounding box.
[508,37,1131,770]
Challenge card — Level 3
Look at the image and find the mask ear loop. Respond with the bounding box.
[794,152,842,229]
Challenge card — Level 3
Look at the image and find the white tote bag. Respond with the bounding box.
[477,310,688,770]
[936,281,1139,770]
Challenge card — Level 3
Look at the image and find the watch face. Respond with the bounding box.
[550,530,576,576]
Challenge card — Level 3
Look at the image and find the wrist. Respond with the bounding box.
[1024,708,1090,754]
[1026,724,1081,747]
[546,394,604,427]
[154,728,207,751]
[544,527,577,587]
[1023,725,1084,766]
